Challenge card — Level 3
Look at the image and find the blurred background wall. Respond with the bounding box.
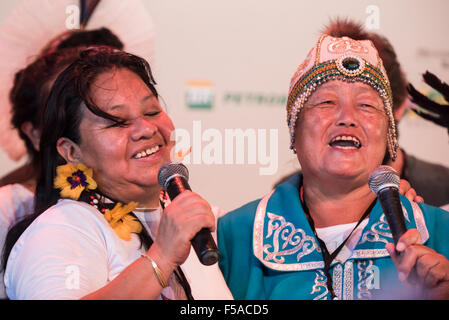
[0,0,448,212]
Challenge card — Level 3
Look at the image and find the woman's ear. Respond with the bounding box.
[56,137,82,165]
[21,121,41,151]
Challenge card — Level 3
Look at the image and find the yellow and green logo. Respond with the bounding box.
[185,81,214,109]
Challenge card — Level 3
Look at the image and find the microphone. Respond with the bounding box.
[368,165,407,245]
[158,161,220,266]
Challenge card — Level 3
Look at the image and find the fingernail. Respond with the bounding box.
[396,242,405,251]
[398,272,406,281]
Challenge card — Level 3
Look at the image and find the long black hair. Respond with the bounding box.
[11,28,124,169]
[3,47,158,269]
[10,48,82,168]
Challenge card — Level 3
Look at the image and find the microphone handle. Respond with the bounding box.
[378,187,407,245]
[165,176,220,266]
[166,175,191,195]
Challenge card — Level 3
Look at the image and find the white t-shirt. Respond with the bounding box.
[0,183,34,299]
[315,218,369,262]
[4,199,233,300]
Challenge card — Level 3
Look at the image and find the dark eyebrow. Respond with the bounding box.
[107,94,156,112]
[141,93,155,103]
[108,104,125,112]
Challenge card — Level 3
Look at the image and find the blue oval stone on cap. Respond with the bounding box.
[342,57,360,71]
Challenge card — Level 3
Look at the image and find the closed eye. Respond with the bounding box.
[145,111,162,117]
[314,100,335,106]
[360,103,382,111]
[105,119,130,128]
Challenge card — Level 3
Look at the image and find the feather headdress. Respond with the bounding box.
[0,0,155,161]
[408,71,449,134]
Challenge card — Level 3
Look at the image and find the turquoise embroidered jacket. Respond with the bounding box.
[217,173,449,300]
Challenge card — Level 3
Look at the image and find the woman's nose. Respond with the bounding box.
[130,117,157,141]
[335,101,358,128]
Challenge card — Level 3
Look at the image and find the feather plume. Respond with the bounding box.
[408,72,449,131]
[80,0,101,28]
[0,0,155,161]
[422,71,449,103]
[407,83,444,115]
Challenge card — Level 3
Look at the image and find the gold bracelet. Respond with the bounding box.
[141,253,168,288]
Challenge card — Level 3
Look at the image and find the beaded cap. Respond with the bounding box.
[287,34,398,161]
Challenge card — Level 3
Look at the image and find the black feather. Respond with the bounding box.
[80,0,101,28]
[407,83,444,113]
[410,108,446,127]
[407,83,449,130]
[422,71,449,103]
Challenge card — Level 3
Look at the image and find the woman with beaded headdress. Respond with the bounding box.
[3,47,233,300]
[217,34,449,300]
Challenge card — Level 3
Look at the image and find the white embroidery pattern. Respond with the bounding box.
[332,264,343,300]
[357,260,375,300]
[360,214,392,245]
[343,261,354,300]
[311,270,329,300]
[253,190,429,272]
[327,37,370,54]
[402,205,411,223]
[359,203,427,247]
[263,212,321,263]
[410,202,429,243]
[253,191,325,271]
[352,249,389,259]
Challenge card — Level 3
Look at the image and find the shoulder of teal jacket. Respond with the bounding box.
[399,195,449,256]
[217,199,261,287]
[416,200,449,257]
[255,173,302,217]
[416,201,449,222]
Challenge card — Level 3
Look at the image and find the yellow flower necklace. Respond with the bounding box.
[53,163,142,241]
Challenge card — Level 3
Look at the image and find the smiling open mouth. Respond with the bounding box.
[329,135,362,149]
[133,145,161,159]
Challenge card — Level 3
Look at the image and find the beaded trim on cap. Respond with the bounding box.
[286,35,398,161]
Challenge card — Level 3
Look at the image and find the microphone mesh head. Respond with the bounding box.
[368,165,400,195]
[158,161,189,189]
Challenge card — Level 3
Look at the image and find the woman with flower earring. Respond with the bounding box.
[0,28,125,300]
[3,47,233,300]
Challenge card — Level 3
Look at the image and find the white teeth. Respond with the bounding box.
[331,135,360,143]
[133,145,160,159]
[330,135,361,148]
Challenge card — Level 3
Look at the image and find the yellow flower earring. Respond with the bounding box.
[54,163,97,200]
[54,162,142,241]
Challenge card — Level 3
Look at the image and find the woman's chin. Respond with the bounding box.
[328,170,363,180]
[133,174,161,189]
[322,160,367,180]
